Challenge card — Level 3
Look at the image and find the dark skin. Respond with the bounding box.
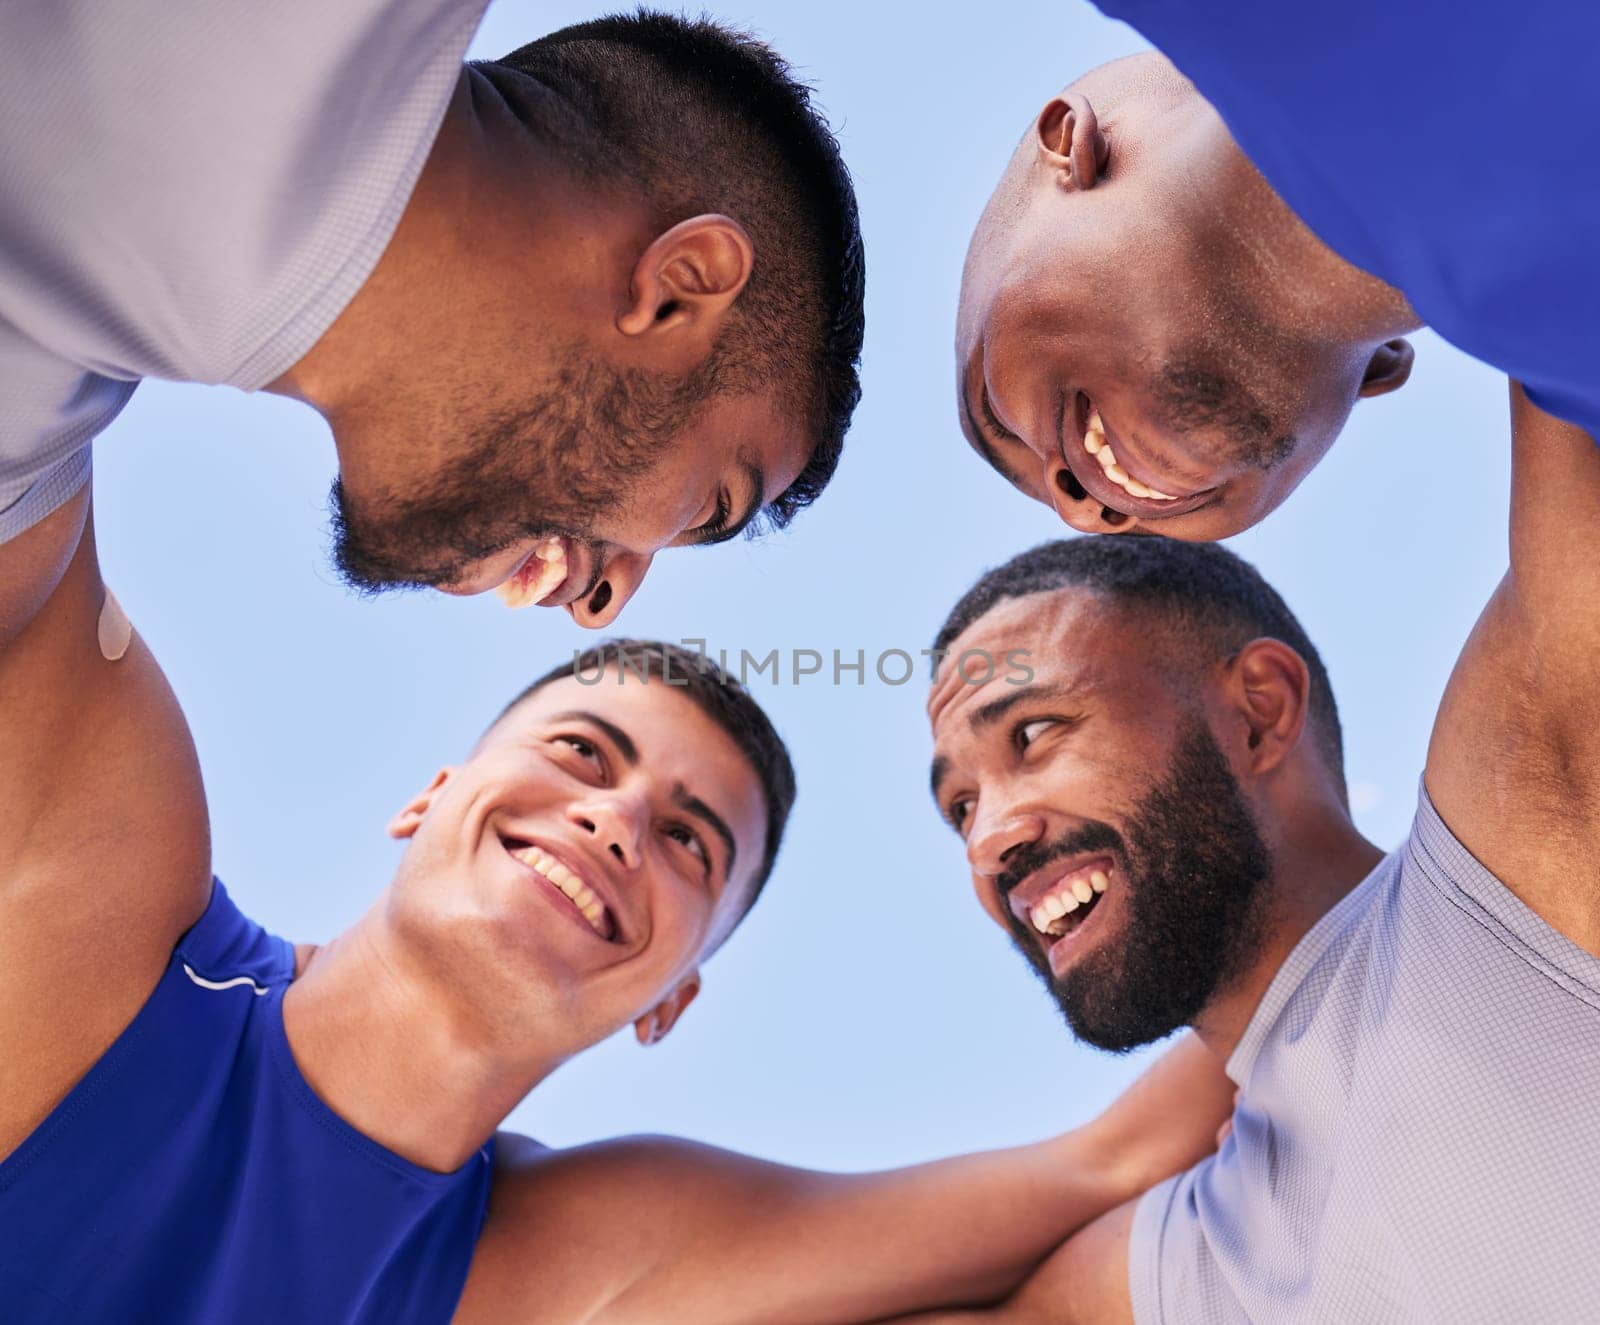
[904,384,1600,1322]
[956,52,1417,540]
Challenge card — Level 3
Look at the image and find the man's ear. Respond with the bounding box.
[386,767,453,840]
[1229,639,1311,778]
[1358,338,1414,398]
[1035,92,1110,191]
[616,215,754,350]
[634,972,702,1047]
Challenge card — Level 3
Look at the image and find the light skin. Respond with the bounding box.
[902,384,1600,1322]
[0,62,809,652]
[0,505,1236,1324]
[956,52,1418,540]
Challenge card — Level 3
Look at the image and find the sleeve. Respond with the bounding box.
[0,320,133,541]
[0,0,485,541]
[1126,1166,1253,1325]
[0,0,485,390]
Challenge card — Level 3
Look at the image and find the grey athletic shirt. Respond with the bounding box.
[1130,786,1600,1323]
[0,0,490,541]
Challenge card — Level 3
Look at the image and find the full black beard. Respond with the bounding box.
[328,344,717,592]
[1000,718,1273,1053]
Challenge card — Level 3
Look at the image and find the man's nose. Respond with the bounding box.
[567,551,655,630]
[567,794,645,870]
[1044,457,1138,535]
[967,802,1047,879]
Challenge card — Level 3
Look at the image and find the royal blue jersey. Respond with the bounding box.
[1097,0,1600,437]
[0,882,493,1323]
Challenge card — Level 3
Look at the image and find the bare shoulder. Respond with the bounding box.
[0,493,210,1159]
[456,1132,666,1325]
[1426,386,1600,950]
[1004,1199,1137,1325]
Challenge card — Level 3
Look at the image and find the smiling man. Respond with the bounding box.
[0,5,864,643]
[957,2,1597,539]
[918,391,1600,1320]
[0,497,1235,1321]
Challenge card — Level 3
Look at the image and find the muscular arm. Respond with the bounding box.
[1426,384,1600,952]
[456,1034,1227,1325]
[0,493,210,1157]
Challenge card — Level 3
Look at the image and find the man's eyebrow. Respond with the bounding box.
[971,682,1077,730]
[929,753,951,803]
[550,710,638,764]
[673,781,737,876]
[688,460,765,548]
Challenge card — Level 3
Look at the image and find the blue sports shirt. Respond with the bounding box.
[0,882,494,1323]
[1095,0,1600,437]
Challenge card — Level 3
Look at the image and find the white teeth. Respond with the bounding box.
[514,845,610,938]
[1082,414,1179,502]
[1028,866,1114,936]
[495,538,568,609]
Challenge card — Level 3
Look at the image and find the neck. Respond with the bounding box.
[262,67,622,501]
[282,901,569,1173]
[1175,98,1421,349]
[1191,797,1385,1062]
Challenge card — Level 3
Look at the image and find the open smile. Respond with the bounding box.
[1007,851,1116,978]
[1059,393,1216,520]
[495,538,601,610]
[500,834,624,943]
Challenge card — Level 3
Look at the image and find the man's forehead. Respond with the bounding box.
[928,588,1123,731]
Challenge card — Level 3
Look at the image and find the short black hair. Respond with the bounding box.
[486,10,865,529]
[934,537,1346,789]
[496,639,797,932]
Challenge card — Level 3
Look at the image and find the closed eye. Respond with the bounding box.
[981,383,1023,443]
[689,487,733,542]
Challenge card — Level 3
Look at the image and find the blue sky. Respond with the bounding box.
[96,0,1510,1170]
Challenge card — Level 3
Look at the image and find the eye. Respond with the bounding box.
[553,733,605,775]
[664,821,710,871]
[689,487,733,540]
[1017,717,1072,753]
[945,795,974,833]
[981,383,1022,443]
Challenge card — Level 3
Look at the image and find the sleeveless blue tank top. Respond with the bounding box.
[0,881,494,1323]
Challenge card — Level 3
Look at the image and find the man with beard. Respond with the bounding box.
[0,6,863,646]
[915,387,1600,1321]
[955,4,1597,541]
[0,472,1237,1323]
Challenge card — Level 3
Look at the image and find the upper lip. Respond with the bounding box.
[499,830,629,943]
[1060,392,1216,520]
[1003,850,1115,929]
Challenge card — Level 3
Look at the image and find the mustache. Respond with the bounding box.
[995,821,1125,901]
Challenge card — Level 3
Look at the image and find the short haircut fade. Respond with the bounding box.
[486,9,865,529]
[933,537,1346,789]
